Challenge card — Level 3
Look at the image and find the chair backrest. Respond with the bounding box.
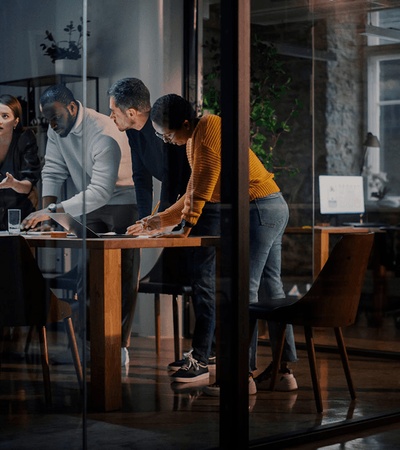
[278,233,374,328]
[0,235,49,327]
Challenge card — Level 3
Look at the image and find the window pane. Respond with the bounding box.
[380,59,400,101]
[381,103,400,193]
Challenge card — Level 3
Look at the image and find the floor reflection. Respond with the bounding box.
[0,316,399,449]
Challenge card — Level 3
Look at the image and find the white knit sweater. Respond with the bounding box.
[41,102,135,217]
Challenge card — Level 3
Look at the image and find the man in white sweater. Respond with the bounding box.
[23,84,138,366]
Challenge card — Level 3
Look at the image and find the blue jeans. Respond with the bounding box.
[248,193,297,371]
[187,203,220,365]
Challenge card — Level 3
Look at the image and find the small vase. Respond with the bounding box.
[54,59,82,76]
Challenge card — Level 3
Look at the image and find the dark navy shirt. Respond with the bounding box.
[127,118,190,219]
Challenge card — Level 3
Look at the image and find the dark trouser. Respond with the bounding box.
[186,203,221,365]
[77,203,139,348]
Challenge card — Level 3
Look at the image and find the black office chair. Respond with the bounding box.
[25,264,81,359]
[249,233,374,413]
[138,248,192,361]
[0,235,83,405]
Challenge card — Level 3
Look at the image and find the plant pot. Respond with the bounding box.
[54,59,82,76]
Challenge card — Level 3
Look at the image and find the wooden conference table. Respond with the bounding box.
[25,234,219,412]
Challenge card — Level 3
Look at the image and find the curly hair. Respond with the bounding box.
[40,84,76,108]
[150,94,196,130]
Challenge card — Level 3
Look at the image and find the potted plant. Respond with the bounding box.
[40,17,90,73]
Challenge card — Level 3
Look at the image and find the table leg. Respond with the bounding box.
[89,248,122,411]
[313,229,329,278]
[371,233,387,327]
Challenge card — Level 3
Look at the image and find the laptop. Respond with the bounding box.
[47,213,137,238]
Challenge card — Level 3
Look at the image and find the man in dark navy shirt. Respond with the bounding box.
[108,77,190,219]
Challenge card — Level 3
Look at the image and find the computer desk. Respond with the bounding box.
[25,234,219,412]
[285,226,381,275]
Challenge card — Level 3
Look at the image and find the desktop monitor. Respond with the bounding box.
[318,175,365,214]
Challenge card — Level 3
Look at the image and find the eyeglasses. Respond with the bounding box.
[154,130,176,142]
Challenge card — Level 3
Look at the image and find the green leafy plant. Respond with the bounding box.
[40,17,90,63]
[202,34,301,175]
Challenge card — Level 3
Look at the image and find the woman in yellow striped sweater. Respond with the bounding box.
[127,94,298,393]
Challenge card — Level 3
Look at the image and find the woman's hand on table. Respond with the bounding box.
[126,214,162,235]
[150,221,191,238]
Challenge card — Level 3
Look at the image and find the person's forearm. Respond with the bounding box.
[42,196,64,212]
[12,179,32,194]
[0,172,32,194]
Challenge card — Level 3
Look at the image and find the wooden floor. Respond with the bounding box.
[1,311,400,449]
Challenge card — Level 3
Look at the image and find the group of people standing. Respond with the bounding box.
[0,77,298,395]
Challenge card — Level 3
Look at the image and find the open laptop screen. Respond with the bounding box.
[47,213,100,238]
[47,213,137,238]
[318,175,365,214]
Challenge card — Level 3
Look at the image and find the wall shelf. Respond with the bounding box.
[0,74,99,126]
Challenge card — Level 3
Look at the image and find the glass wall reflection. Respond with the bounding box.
[0,1,399,448]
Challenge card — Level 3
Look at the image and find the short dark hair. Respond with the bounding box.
[40,84,76,108]
[107,78,151,113]
[150,94,196,130]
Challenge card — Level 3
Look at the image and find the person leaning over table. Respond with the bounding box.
[0,94,41,230]
[108,78,217,370]
[22,84,138,367]
[107,77,190,220]
[126,94,299,394]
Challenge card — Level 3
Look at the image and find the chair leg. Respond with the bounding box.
[63,317,83,389]
[304,326,323,413]
[154,294,161,356]
[38,326,52,405]
[172,295,180,362]
[269,324,286,391]
[334,326,356,400]
[24,325,35,354]
[0,328,4,368]
[183,294,192,339]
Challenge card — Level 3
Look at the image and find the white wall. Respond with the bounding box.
[0,0,185,339]
[0,0,184,109]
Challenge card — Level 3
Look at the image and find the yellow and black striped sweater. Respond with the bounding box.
[159,114,280,228]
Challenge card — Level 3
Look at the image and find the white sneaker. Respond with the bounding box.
[255,365,298,392]
[248,374,257,395]
[275,371,298,392]
[202,374,257,396]
[121,347,129,366]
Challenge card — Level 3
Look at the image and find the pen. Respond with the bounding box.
[151,200,160,216]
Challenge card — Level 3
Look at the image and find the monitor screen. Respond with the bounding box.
[318,175,365,214]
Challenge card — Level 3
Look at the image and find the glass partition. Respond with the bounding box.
[1,0,399,448]
[0,0,88,447]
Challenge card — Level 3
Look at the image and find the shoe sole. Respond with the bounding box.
[171,380,209,392]
[171,372,210,383]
